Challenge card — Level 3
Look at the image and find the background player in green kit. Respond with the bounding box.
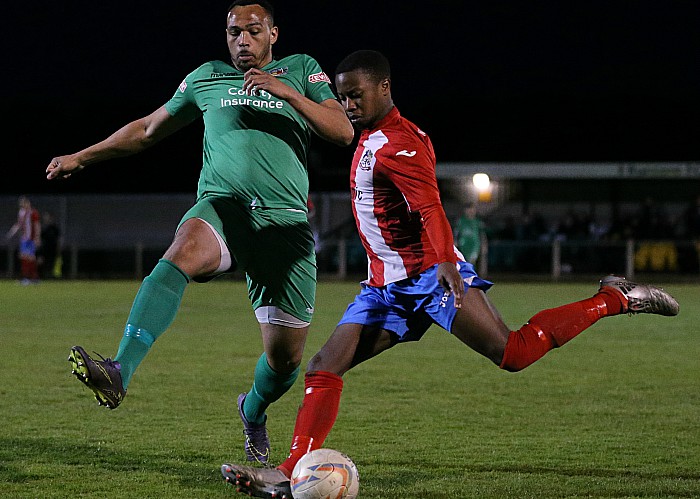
[45,0,354,464]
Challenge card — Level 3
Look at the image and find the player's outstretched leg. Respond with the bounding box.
[68,346,126,409]
[598,275,679,316]
[238,392,271,464]
[221,463,291,499]
[498,275,679,372]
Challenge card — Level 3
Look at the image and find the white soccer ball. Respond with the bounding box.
[290,448,360,499]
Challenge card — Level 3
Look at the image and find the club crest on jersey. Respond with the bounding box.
[359,149,374,171]
[308,71,331,84]
[267,66,288,77]
[178,80,187,93]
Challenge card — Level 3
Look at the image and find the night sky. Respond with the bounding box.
[7,1,700,195]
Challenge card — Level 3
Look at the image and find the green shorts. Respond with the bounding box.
[179,195,316,323]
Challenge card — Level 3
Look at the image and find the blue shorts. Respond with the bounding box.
[337,262,493,341]
[19,239,36,258]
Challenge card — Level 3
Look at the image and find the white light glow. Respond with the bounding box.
[472,173,491,191]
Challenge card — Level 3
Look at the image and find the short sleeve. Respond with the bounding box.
[302,55,337,104]
[164,70,202,121]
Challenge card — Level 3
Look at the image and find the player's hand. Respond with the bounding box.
[243,68,295,101]
[46,155,84,180]
[436,261,465,309]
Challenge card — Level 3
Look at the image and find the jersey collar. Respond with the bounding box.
[368,106,400,132]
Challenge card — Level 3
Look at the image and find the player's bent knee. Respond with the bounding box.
[306,353,325,372]
[307,352,341,375]
[268,354,303,374]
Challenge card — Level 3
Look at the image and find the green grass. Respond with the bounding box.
[1,278,699,498]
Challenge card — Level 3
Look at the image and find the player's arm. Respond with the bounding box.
[387,153,458,265]
[5,222,19,240]
[46,106,193,180]
[242,68,354,146]
[387,151,465,306]
[286,97,353,146]
[421,204,465,308]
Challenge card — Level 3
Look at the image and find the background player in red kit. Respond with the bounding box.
[221,50,679,498]
[6,195,41,284]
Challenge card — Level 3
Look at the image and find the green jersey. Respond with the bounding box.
[165,54,336,211]
[455,215,484,263]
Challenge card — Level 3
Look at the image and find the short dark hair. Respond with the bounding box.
[228,0,275,25]
[335,50,391,84]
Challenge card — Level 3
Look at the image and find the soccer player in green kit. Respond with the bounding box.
[45,0,353,464]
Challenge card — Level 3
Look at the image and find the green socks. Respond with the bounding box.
[244,353,300,424]
[115,259,190,388]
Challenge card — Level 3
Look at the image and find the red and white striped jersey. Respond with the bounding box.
[18,207,40,243]
[350,107,462,287]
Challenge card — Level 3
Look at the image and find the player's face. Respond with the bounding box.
[226,5,278,71]
[335,70,391,130]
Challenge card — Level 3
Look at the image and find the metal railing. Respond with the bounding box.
[2,238,697,281]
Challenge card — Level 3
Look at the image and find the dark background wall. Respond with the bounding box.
[6,1,700,196]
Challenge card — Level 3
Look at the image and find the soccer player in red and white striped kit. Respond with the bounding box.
[5,196,41,284]
[222,50,679,498]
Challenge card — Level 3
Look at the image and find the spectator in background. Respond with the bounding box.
[5,196,41,284]
[556,208,589,241]
[38,211,61,278]
[454,202,485,264]
[519,211,549,241]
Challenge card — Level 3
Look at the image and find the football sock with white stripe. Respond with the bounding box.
[114,259,190,388]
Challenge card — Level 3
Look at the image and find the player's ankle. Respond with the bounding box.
[277,465,292,479]
[597,288,625,315]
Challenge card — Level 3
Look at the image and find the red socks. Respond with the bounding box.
[500,291,623,372]
[20,258,39,280]
[278,371,343,477]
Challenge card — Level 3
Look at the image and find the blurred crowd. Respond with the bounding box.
[459,195,700,274]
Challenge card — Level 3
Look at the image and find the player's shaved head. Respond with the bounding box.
[335,50,391,84]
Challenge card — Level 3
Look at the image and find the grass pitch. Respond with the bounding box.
[0,278,698,498]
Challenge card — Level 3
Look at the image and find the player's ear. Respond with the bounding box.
[380,78,391,96]
[270,26,279,45]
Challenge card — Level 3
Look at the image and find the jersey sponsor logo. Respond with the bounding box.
[396,150,416,157]
[178,80,187,93]
[359,149,374,171]
[220,86,285,110]
[308,71,331,84]
[228,86,272,98]
[267,66,289,77]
